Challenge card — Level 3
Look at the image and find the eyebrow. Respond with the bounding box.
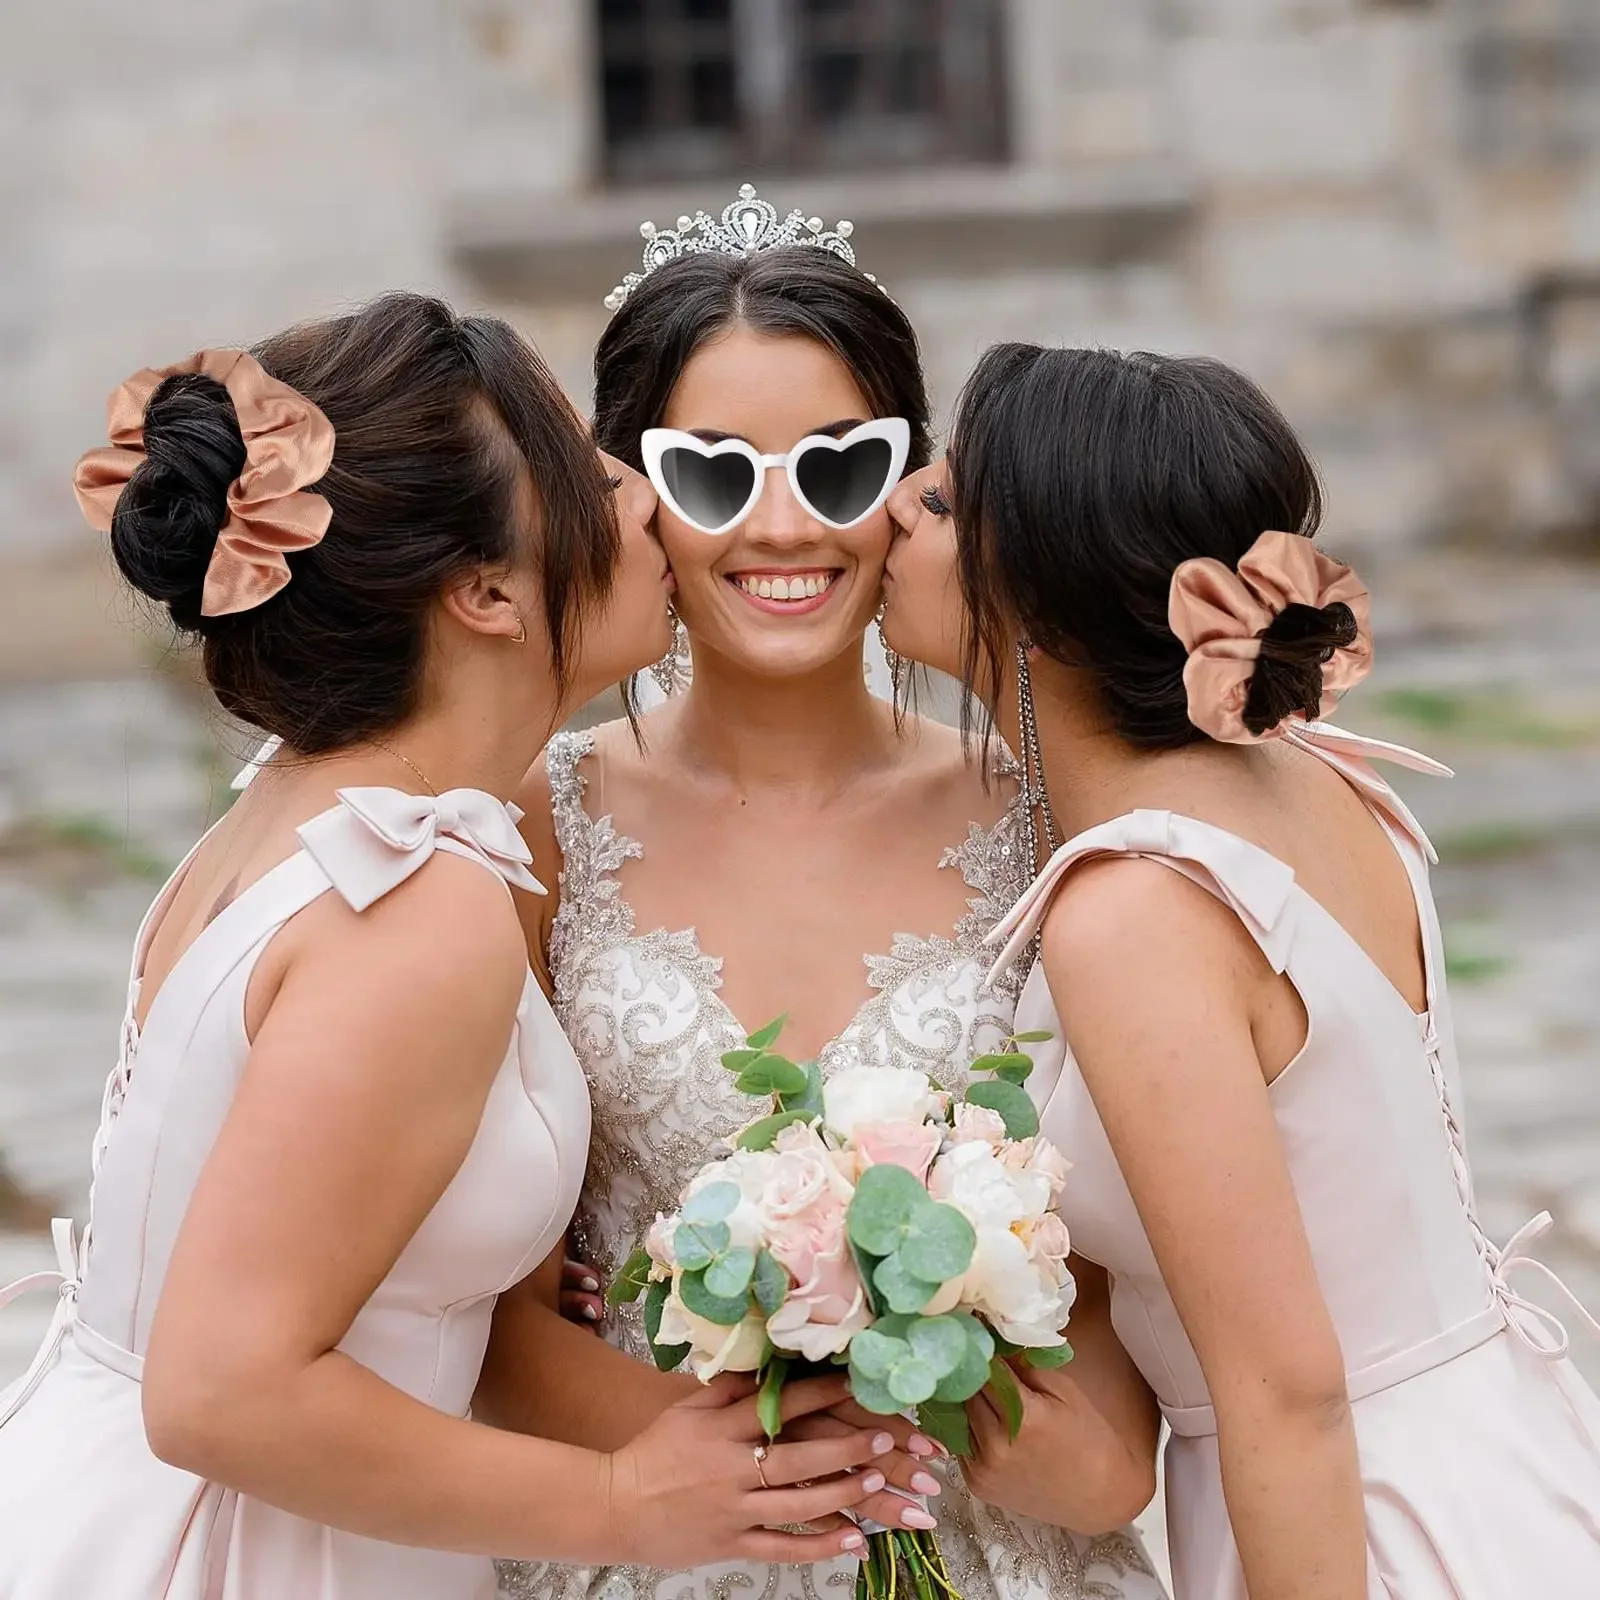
[688,418,868,445]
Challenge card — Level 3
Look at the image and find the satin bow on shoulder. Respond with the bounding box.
[298,786,546,913]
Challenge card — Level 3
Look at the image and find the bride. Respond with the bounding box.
[490,192,1168,1600]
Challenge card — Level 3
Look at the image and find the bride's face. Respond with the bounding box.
[654,325,889,680]
[882,458,972,683]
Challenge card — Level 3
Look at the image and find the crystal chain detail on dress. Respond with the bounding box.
[1420,1014,1599,1358]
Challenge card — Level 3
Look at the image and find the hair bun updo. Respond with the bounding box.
[110,373,248,632]
[1244,599,1360,738]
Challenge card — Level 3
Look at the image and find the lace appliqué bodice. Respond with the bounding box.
[499,730,1161,1600]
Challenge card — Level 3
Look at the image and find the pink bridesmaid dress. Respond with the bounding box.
[0,785,591,1600]
[988,722,1600,1598]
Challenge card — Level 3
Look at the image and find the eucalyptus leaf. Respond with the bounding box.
[679,1267,750,1326]
[681,1182,741,1224]
[949,1311,995,1363]
[1010,1029,1053,1044]
[899,1203,977,1284]
[968,1053,1025,1075]
[847,1164,927,1255]
[914,1400,972,1458]
[991,1058,1033,1086]
[752,1249,790,1317]
[931,1336,991,1404]
[737,1110,814,1150]
[1022,1340,1075,1370]
[747,1015,788,1051]
[704,1246,757,1300]
[964,1079,1040,1140]
[985,1356,1025,1441]
[886,1355,939,1406]
[735,1056,810,1098]
[905,1316,970,1379]
[720,1047,761,1073]
[672,1218,729,1272]
[778,1060,825,1116]
[757,1355,789,1440]
[849,1328,909,1382]
[606,1246,652,1307]
[873,1253,938,1314]
[847,1369,902,1416]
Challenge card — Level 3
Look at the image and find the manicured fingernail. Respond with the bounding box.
[902,1507,938,1530]
[842,1533,867,1556]
[580,1277,600,1293]
[907,1434,936,1457]
[871,1432,894,1455]
[911,1472,942,1497]
[581,1304,600,1321]
[861,1471,886,1494]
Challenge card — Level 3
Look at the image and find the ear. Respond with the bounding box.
[440,566,527,642]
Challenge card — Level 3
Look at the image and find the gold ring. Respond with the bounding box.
[752,1443,772,1490]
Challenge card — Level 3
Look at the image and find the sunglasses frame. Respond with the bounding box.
[640,417,911,536]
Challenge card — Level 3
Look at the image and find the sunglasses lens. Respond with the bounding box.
[794,438,896,526]
[658,448,757,532]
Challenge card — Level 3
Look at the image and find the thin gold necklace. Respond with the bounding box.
[369,738,438,797]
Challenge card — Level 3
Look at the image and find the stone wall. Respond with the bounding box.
[2,0,1597,576]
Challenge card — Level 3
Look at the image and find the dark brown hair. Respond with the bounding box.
[109,292,618,752]
[949,345,1344,748]
[591,248,931,473]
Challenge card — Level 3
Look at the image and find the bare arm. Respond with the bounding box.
[1040,859,1365,1598]
[960,1258,1160,1533]
[141,857,882,1568]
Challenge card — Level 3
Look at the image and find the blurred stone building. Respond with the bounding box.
[3,0,1599,575]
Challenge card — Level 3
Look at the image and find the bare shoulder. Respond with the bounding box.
[1040,853,1264,1007]
[892,713,1014,830]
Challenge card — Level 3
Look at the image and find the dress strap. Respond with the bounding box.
[985,808,1300,989]
[297,785,545,911]
[1282,721,1452,863]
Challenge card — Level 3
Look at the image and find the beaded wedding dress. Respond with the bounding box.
[498,728,1165,1600]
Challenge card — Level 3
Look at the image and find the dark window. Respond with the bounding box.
[596,0,1007,184]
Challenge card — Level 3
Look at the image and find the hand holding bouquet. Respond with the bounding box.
[610,1020,1076,1598]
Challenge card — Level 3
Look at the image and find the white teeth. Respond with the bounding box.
[733,572,835,600]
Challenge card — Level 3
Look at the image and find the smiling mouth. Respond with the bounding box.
[726,568,842,610]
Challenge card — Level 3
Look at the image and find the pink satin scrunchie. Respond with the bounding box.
[73,349,335,618]
[1168,529,1372,744]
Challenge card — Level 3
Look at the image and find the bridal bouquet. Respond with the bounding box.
[608,1019,1076,1600]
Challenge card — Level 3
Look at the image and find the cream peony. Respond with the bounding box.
[822,1065,944,1143]
[949,1101,1009,1149]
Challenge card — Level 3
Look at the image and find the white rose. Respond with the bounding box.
[960,1226,1076,1348]
[928,1139,1053,1230]
[656,1282,769,1379]
[823,1065,944,1142]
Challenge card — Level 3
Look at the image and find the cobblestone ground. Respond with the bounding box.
[2,555,1599,1582]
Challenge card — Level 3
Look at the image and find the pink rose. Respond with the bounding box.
[765,1230,871,1361]
[853,1118,943,1185]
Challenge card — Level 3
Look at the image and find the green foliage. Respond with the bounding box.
[643,1279,689,1372]
[964,1078,1039,1140]
[985,1356,1025,1441]
[752,1249,789,1317]
[1022,1340,1075,1370]
[679,1266,750,1326]
[606,1246,652,1308]
[757,1354,789,1440]
[736,1110,816,1150]
[913,1399,971,1458]
[704,1246,757,1300]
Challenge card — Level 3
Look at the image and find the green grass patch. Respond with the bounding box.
[0,812,172,884]
[1374,687,1600,749]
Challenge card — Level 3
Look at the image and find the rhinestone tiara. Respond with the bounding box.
[603,182,884,312]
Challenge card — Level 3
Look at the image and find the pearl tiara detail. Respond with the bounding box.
[603,182,882,312]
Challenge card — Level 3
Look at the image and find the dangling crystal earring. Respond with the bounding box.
[650,607,691,697]
[1016,640,1060,869]
[874,602,905,699]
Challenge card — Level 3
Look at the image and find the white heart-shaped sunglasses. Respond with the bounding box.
[641,417,911,536]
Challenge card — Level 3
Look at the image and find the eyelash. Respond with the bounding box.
[920,485,952,516]
[606,475,624,490]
